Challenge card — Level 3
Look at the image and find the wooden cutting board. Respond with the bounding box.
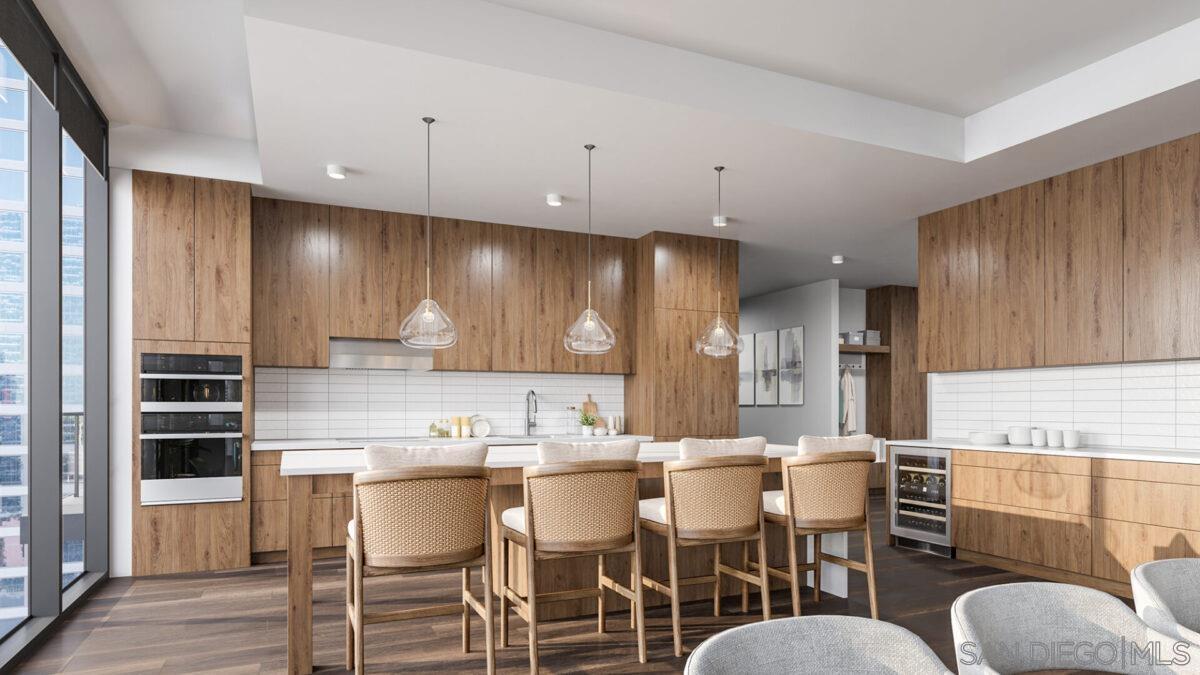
[582,394,598,417]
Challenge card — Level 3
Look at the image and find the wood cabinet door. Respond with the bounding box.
[534,228,583,373]
[251,198,330,367]
[1123,134,1200,361]
[653,308,700,438]
[328,206,385,339]
[978,182,1045,369]
[133,171,195,341]
[1044,159,1123,365]
[491,224,538,372]
[194,178,252,343]
[917,202,979,372]
[431,218,493,371]
[576,233,634,374]
[380,212,426,339]
[695,311,739,436]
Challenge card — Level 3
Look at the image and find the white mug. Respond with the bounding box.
[1063,430,1081,449]
[1046,429,1063,448]
[1007,426,1032,446]
[1031,428,1047,447]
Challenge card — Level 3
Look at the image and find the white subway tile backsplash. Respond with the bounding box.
[254,368,625,440]
[929,359,1200,452]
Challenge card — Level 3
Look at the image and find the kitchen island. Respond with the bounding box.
[280,441,852,674]
[888,439,1200,602]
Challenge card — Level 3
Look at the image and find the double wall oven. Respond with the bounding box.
[140,353,244,505]
[890,445,953,556]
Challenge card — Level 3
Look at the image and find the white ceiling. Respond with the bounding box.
[33,0,1200,297]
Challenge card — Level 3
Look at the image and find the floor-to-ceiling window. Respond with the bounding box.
[60,132,84,589]
[0,2,109,663]
[0,38,29,638]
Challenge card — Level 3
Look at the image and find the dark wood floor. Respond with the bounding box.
[16,496,1036,673]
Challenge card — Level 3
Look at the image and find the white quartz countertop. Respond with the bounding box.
[886,438,1200,465]
[253,434,652,452]
[279,441,799,476]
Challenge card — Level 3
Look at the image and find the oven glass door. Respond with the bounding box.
[141,378,242,404]
[141,437,241,480]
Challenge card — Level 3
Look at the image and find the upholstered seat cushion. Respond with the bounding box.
[762,490,787,516]
[500,506,527,533]
[364,441,487,469]
[347,519,356,539]
[637,497,668,524]
[679,436,767,459]
[537,438,639,464]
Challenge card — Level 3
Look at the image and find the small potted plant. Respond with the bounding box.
[579,411,597,436]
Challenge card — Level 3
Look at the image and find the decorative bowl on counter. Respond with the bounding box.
[968,431,1009,445]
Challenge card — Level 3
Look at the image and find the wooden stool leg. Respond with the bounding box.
[632,544,647,664]
[462,567,472,653]
[863,525,879,619]
[526,543,540,673]
[484,559,496,675]
[813,534,823,602]
[667,538,683,657]
[740,541,750,613]
[353,551,365,674]
[630,565,637,631]
[785,526,801,617]
[345,545,354,670]
[756,534,771,621]
[712,544,721,617]
[597,554,607,634]
[499,538,509,649]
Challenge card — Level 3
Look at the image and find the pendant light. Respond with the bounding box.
[399,117,458,349]
[564,144,616,355]
[695,166,744,358]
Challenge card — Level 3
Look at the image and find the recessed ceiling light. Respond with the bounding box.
[546,193,563,206]
[712,216,728,227]
[832,255,845,264]
[326,164,346,180]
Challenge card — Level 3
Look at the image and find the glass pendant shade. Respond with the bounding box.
[694,314,743,358]
[399,297,458,348]
[564,307,615,354]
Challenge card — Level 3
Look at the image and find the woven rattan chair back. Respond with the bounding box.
[782,451,875,529]
[664,455,768,540]
[523,460,639,553]
[353,465,489,568]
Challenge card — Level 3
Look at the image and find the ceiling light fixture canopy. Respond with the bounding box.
[695,165,744,358]
[399,117,457,349]
[326,163,346,180]
[564,144,616,355]
[832,254,845,264]
[546,193,563,206]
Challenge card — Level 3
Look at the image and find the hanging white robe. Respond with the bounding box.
[840,368,857,433]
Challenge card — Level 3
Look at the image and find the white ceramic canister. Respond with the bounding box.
[1031,428,1047,447]
[1062,430,1081,449]
[1046,429,1063,448]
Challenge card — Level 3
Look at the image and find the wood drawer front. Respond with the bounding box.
[953,465,1090,515]
[251,450,282,466]
[1092,518,1200,583]
[251,496,353,553]
[952,499,1091,575]
[1092,459,1200,486]
[1093,478,1200,531]
[953,450,1091,476]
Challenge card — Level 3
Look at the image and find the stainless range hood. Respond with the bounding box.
[328,338,433,371]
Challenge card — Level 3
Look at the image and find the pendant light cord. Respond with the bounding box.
[715,166,723,319]
[424,117,434,301]
[586,144,595,312]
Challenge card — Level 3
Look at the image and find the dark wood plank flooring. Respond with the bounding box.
[15,496,1036,673]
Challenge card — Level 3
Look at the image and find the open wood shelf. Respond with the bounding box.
[839,344,891,354]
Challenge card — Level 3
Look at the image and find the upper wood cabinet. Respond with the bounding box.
[533,228,581,374]
[328,206,385,339]
[978,182,1045,369]
[1123,134,1200,362]
[492,224,538,372]
[431,218,494,372]
[133,171,195,341]
[194,179,252,343]
[133,170,251,344]
[917,202,980,372]
[652,232,738,314]
[380,212,426,339]
[1044,159,1123,366]
[251,198,330,368]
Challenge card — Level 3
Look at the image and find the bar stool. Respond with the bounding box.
[755,445,878,618]
[638,436,771,657]
[345,443,494,674]
[498,439,647,672]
